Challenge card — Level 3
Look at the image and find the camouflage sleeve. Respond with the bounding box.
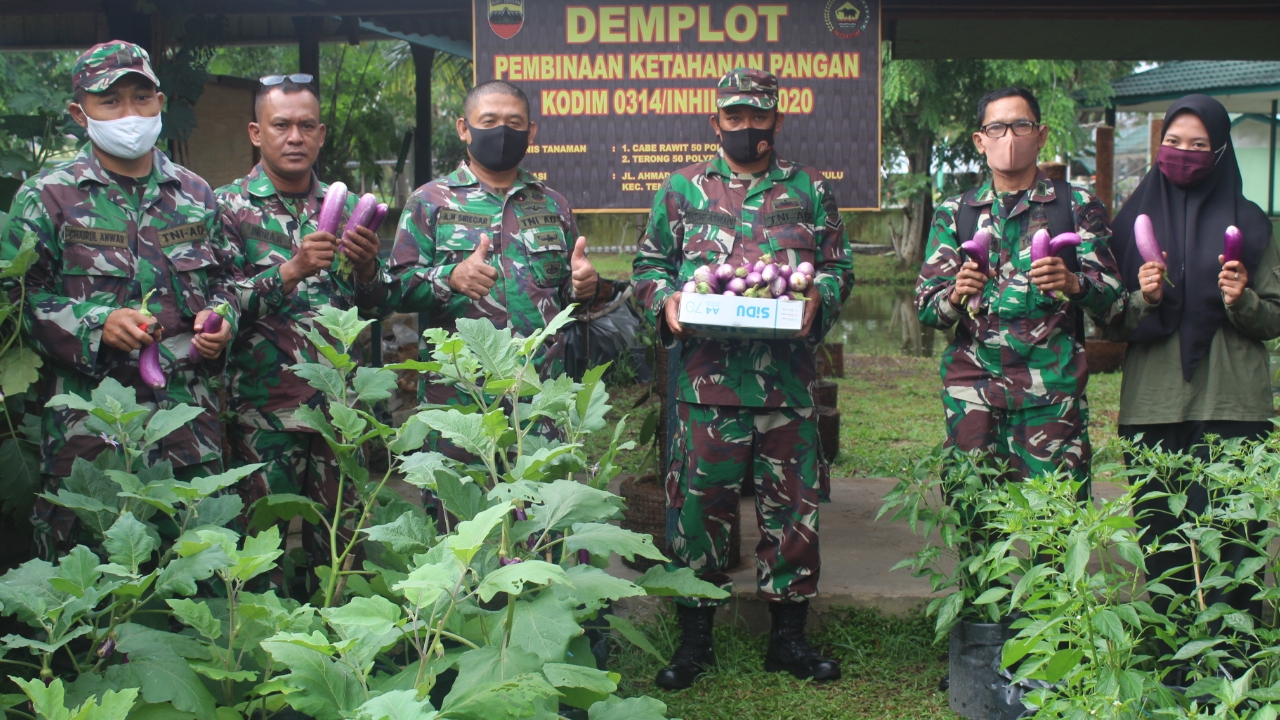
[1226,237,1280,341]
[811,176,853,341]
[388,192,454,314]
[558,198,580,311]
[632,178,682,329]
[1067,188,1124,326]
[352,257,400,320]
[915,200,965,330]
[7,181,115,377]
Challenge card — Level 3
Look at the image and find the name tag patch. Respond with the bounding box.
[517,213,562,231]
[684,209,736,229]
[437,209,492,228]
[239,222,293,250]
[764,209,811,227]
[64,226,128,248]
[157,223,208,248]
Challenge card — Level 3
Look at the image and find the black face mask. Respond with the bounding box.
[466,122,529,172]
[718,123,775,164]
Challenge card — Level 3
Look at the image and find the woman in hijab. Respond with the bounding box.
[1107,94,1278,665]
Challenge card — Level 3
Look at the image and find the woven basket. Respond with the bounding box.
[619,474,741,572]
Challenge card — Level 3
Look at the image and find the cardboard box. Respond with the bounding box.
[678,294,804,339]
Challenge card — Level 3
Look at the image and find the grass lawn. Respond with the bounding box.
[610,606,953,720]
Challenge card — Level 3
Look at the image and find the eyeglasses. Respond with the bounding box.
[259,74,314,87]
[979,120,1040,139]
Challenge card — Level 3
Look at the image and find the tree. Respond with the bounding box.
[881,48,1134,266]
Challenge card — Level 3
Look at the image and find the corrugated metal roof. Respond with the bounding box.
[1113,61,1280,100]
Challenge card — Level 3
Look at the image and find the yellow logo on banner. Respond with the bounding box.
[488,0,524,40]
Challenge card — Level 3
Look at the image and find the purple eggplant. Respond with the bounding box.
[1134,214,1162,265]
[368,203,390,234]
[722,290,737,297]
[1049,232,1082,257]
[140,338,165,389]
[795,261,816,278]
[682,280,697,294]
[745,271,763,289]
[1224,225,1243,265]
[577,549,591,565]
[715,263,735,284]
[511,507,527,522]
[752,260,765,274]
[778,264,793,280]
[317,182,348,236]
[499,556,523,566]
[958,230,993,317]
[761,263,779,284]
[770,275,788,298]
[344,193,378,237]
[1030,228,1052,263]
[727,277,747,294]
[188,302,229,363]
[693,265,714,286]
[789,273,810,292]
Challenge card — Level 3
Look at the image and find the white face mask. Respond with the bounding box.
[83,112,163,160]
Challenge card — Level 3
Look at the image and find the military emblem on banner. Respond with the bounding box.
[824,0,871,39]
[488,0,525,39]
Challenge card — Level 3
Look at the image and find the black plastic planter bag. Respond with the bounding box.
[949,620,1032,720]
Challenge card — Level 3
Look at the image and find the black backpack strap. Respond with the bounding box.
[1046,179,1079,274]
[956,188,981,246]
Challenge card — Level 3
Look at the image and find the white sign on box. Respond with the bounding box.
[678,294,804,339]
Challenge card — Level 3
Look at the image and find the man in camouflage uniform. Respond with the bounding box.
[388,80,602,472]
[633,68,852,689]
[1,41,237,559]
[916,88,1125,489]
[217,76,397,566]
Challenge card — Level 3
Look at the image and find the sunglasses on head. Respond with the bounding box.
[259,74,314,87]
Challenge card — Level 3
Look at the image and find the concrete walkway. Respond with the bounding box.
[605,476,1126,633]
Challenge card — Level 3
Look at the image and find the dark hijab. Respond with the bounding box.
[1110,94,1273,381]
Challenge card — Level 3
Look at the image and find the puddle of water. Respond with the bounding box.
[828,285,950,357]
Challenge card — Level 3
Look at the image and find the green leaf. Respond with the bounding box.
[447,502,509,564]
[246,494,324,532]
[1173,638,1222,661]
[143,406,206,447]
[415,410,493,462]
[229,527,284,583]
[103,511,158,573]
[476,560,571,603]
[0,347,41,397]
[455,317,521,380]
[604,614,663,662]
[634,566,730,600]
[542,663,618,711]
[389,417,432,455]
[14,678,139,720]
[565,523,666,562]
[1064,531,1090,584]
[510,592,582,661]
[182,495,244,532]
[314,305,374,349]
[353,367,398,404]
[291,363,349,401]
[1038,647,1084,684]
[972,587,1010,606]
[166,599,221,641]
[433,471,483,522]
[49,545,102,598]
[186,465,263,499]
[362,511,434,554]
[322,595,402,641]
[187,663,257,683]
[109,626,217,720]
[529,480,622,532]
[155,545,231,597]
[557,566,645,615]
[587,696,668,720]
[357,690,438,720]
[260,635,364,720]
[393,556,464,608]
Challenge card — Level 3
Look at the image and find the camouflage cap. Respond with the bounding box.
[72,41,160,94]
[716,67,778,110]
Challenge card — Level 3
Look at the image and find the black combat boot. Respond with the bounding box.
[763,600,841,681]
[654,605,717,690]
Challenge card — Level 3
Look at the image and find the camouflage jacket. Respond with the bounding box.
[216,164,398,432]
[915,171,1125,410]
[3,146,239,475]
[388,162,581,406]
[633,153,854,408]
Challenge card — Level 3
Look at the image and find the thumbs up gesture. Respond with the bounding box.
[449,233,499,300]
[570,236,599,300]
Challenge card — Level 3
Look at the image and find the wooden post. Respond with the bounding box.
[1095,125,1115,215]
[294,17,324,91]
[1149,116,1165,170]
[411,44,435,189]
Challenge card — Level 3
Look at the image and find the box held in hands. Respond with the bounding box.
[678,294,803,339]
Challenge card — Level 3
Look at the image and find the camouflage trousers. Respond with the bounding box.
[228,425,354,567]
[942,394,1091,487]
[32,460,221,562]
[666,401,827,608]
